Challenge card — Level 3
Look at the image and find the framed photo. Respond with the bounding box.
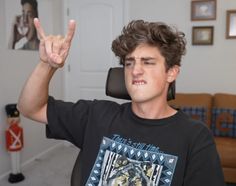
[226,10,236,39]
[5,0,53,51]
[191,0,216,21]
[192,26,214,45]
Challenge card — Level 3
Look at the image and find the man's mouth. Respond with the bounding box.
[132,80,146,85]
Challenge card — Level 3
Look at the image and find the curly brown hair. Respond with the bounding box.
[112,20,186,70]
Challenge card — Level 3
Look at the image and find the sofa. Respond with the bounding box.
[168,93,236,183]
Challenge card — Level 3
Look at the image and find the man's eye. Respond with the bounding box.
[124,60,132,66]
[144,60,155,65]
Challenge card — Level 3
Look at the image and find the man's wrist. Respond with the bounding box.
[39,60,57,72]
[40,58,47,64]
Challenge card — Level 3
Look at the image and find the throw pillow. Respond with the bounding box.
[180,107,207,124]
[211,108,236,137]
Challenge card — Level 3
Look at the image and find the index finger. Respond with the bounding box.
[34,18,46,39]
[64,20,76,44]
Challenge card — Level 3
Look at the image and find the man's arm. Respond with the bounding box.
[17,18,76,124]
[17,62,56,123]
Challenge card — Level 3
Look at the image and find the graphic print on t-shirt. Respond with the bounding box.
[86,135,178,186]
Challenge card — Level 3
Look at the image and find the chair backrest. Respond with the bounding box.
[105,67,175,101]
[71,67,176,186]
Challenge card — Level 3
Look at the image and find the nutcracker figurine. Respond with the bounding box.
[5,104,25,183]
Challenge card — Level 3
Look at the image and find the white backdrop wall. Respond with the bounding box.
[0,0,65,178]
[129,0,236,94]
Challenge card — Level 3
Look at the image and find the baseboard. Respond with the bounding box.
[0,142,64,181]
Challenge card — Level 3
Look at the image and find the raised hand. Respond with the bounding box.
[34,18,76,68]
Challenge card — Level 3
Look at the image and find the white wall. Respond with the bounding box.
[0,0,65,178]
[129,0,236,94]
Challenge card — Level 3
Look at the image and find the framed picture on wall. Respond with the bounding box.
[226,10,236,39]
[191,0,216,21]
[192,26,214,45]
[5,0,53,51]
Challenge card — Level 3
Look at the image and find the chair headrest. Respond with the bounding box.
[105,67,175,101]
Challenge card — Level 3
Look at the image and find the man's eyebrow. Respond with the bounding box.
[140,57,156,60]
[125,56,156,60]
[124,57,135,61]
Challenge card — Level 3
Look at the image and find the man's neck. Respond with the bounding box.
[131,100,176,120]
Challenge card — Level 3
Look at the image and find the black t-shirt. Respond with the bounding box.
[46,96,225,186]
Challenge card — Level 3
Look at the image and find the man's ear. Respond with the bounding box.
[167,65,180,83]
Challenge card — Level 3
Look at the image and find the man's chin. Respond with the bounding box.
[130,95,148,103]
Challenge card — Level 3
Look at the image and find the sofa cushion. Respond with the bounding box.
[211,108,236,137]
[180,106,207,123]
[212,93,236,137]
[215,137,236,168]
[168,93,212,127]
[213,93,236,109]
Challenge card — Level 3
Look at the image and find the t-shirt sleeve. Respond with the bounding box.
[183,125,225,186]
[46,96,93,149]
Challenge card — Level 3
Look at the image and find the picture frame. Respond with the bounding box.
[226,10,236,39]
[191,0,216,21]
[5,0,53,50]
[192,26,214,45]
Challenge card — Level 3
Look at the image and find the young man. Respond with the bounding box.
[18,18,225,185]
[9,0,39,50]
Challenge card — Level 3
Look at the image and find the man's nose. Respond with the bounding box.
[132,62,144,76]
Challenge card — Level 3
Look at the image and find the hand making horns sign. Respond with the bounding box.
[34,18,76,68]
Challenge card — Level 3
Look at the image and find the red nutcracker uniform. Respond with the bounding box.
[5,104,25,183]
[6,123,24,152]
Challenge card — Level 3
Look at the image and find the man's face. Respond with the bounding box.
[22,3,36,40]
[124,44,177,104]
